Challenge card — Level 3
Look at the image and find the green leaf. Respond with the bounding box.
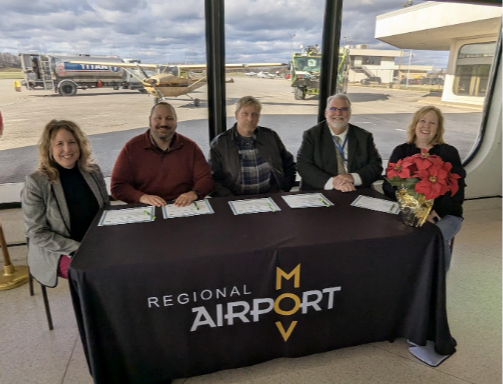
[400,178,419,189]
[386,177,419,190]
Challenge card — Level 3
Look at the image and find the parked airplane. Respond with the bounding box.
[69,60,285,106]
[257,71,276,79]
[245,72,257,76]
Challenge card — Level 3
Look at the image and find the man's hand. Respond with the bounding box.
[427,209,441,224]
[332,174,355,192]
[139,194,167,207]
[174,191,198,207]
[334,183,356,192]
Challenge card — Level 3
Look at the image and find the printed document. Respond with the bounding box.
[351,195,400,214]
[98,206,156,226]
[229,197,281,215]
[162,200,214,219]
[282,193,333,209]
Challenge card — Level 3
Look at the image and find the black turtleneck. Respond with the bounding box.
[57,164,99,242]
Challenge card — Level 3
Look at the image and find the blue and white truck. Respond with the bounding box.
[19,53,147,96]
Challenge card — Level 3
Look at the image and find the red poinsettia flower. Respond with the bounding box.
[386,150,461,201]
[445,163,461,196]
[410,151,443,175]
[415,179,444,200]
[386,158,415,178]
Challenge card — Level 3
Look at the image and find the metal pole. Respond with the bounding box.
[204,0,227,142]
[406,49,413,89]
[0,216,29,290]
[318,0,344,123]
[0,217,11,267]
[397,49,403,87]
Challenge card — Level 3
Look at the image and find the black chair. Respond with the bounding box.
[28,272,53,330]
[22,187,54,331]
[27,239,54,331]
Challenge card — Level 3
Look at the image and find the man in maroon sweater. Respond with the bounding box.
[111,102,214,207]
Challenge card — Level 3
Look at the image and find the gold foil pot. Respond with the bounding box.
[396,188,434,227]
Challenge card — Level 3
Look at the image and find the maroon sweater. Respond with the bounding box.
[111,130,214,203]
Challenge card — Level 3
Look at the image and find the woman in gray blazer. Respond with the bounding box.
[22,120,109,287]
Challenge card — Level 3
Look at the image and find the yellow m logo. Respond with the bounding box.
[276,264,301,290]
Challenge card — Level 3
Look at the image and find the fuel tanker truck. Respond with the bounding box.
[19,53,147,96]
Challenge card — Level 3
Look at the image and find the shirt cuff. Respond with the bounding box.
[324,177,334,190]
[351,173,362,186]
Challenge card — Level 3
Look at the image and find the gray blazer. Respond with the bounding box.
[297,121,383,190]
[22,164,109,287]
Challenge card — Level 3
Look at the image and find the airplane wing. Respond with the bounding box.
[68,60,158,69]
[69,60,286,71]
[178,63,287,70]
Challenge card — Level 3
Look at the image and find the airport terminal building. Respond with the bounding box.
[375,1,501,105]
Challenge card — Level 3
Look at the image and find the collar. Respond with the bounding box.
[231,124,258,142]
[328,125,349,142]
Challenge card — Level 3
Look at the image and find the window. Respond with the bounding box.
[453,42,496,96]
[362,56,381,65]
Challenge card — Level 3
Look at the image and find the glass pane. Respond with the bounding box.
[458,42,497,58]
[454,42,496,96]
[224,0,325,160]
[345,2,500,162]
[0,1,206,189]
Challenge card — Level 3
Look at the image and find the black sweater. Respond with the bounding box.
[58,165,99,242]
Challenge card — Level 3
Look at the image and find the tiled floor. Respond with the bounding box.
[0,198,501,384]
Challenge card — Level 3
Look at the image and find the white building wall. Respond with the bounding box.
[350,56,396,83]
[375,2,501,50]
[465,53,502,198]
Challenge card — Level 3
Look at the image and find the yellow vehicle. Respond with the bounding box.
[290,45,349,100]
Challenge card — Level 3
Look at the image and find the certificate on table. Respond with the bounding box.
[351,195,400,214]
[98,206,156,226]
[162,200,214,219]
[229,197,281,215]
[282,193,333,209]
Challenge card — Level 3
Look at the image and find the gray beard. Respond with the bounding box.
[328,121,348,132]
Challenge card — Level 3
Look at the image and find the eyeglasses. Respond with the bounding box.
[328,107,349,112]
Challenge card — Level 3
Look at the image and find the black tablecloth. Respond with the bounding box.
[69,188,455,384]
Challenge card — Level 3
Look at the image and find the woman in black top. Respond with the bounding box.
[22,120,109,287]
[383,106,466,271]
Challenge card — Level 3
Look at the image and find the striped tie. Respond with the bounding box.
[335,136,347,175]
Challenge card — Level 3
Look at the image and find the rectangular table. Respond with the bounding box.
[69,188,455,384]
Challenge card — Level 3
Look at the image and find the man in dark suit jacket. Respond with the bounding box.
[297,94,382,192]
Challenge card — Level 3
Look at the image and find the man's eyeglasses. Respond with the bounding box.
[328,107,349,112]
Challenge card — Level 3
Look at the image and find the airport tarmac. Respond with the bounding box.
[0,77,482,185]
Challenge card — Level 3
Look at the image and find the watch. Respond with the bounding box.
[191,189,201,199]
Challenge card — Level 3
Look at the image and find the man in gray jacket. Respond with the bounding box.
[209,96,296,197]
[297,94,382,192]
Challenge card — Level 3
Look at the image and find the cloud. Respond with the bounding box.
[92,0,148,12]
[0,0,449,67]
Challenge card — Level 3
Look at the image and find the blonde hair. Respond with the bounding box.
[37,120,94,182]
[406,106,446,145]
[236,96,262,113]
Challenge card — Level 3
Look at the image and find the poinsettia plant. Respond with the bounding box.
[386,149,460,200]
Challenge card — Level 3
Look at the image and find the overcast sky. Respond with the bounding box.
[0,0,450,68]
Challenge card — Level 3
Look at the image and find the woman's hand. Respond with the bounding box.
[427,209,441,224]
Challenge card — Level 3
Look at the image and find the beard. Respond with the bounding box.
[327,118,348,132]
[152,125,175,142]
